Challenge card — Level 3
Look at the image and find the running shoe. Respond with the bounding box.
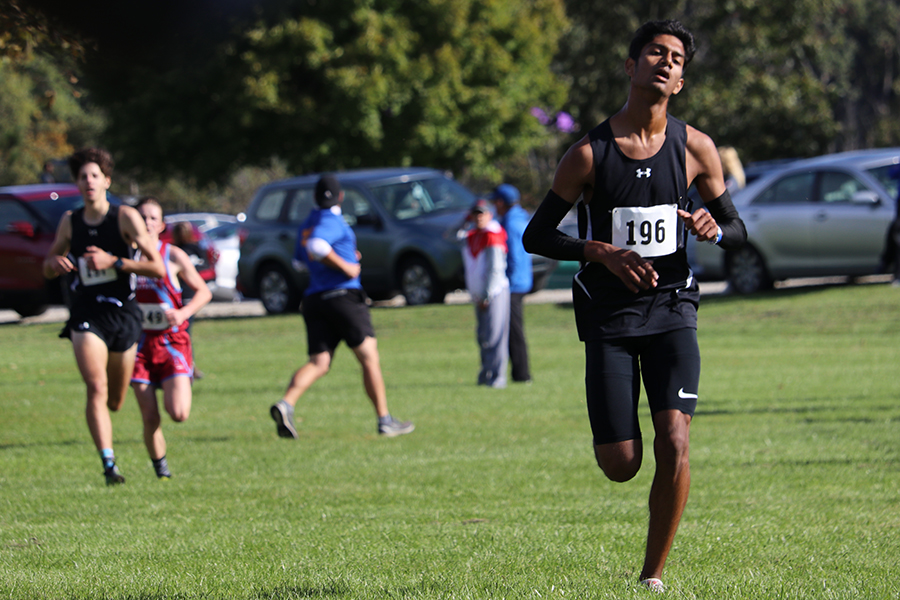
[378,417,415,437]
[270,401,299,439]
[104,464,125,485]
[640,578,665,593]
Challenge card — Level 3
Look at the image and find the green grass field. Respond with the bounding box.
[2,284,899,599]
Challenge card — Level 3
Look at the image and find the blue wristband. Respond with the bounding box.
[708,226,723,245]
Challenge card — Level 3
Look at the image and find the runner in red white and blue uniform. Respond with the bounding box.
[130,197,212,479]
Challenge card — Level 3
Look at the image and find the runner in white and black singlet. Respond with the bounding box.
[523,20,747,593]
[43,148,166,486]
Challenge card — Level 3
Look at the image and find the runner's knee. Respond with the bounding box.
[594,441,642,482]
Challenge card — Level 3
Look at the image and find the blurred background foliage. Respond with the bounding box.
[3,0,900,211]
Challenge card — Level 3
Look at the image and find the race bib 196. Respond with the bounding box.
[611,204,678,258]
[77,256,117,287]
[139,303,169,330]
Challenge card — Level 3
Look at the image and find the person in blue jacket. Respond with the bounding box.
[270,174,414,438]
[490,184,533,383]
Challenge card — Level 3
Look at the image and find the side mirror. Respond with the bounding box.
[7,221,36,238]
[851,190,881,205]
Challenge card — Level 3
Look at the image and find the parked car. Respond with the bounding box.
[159,220,219,285]
[204,221,240,291]
[0,184,123,317]
[741,158,797,186]
[165,212,238,233]
[237,168,557,313]
[692,148,900,293]
[162,212,240,292]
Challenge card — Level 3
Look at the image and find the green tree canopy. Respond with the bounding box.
[557,0,900,163]
[0,1,102,184]
[83,0,568,184]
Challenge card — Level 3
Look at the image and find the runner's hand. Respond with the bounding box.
[45,255,75,275]
[595,246,658,293]
[84,246,115,270]
[344,262,361,279]
[678,209,718,242]
[166,308,187,328]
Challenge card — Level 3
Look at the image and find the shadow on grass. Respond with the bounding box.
[0,435,231,451]
[0,438,84,451]
[696,400,899,418]
[749,457,870,468]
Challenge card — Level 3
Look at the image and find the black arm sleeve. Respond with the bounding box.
[704,189,747,250]
[522,189,587,261]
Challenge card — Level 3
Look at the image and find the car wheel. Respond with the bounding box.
[12,303,48,318]
[258,265,300,314]
[726,245,772,294]
[399,257,444,305]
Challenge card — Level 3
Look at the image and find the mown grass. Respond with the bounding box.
[1,283,899,599]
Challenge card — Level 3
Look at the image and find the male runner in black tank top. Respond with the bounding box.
[43,148,166,485]
[523,20,746,592]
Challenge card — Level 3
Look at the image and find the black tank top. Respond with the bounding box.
[69,204,136,305]
[572,115,699,340]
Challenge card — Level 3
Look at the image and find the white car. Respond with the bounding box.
[204,222,241,292]
[692,148,900,293]
[165,212,242,294]
[164,212,238,233]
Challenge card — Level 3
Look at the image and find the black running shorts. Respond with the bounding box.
[61,297,142,353]
[585,327,700,445]
[302,288,375,355]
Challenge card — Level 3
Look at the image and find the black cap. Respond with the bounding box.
[470,199,492,215]
[315,174,341,208]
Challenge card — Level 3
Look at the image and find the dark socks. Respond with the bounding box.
[152,456,172,478]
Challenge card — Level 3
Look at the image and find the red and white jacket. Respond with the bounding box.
[463,221,509,303]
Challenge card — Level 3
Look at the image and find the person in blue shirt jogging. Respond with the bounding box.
[270,175,414,438]
[489,184,533,383]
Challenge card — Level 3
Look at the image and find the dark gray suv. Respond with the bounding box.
[236,168,556,313]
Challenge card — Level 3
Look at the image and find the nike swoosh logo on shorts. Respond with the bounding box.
[678,388,698,399]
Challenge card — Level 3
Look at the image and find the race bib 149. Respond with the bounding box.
[139,303,169,330]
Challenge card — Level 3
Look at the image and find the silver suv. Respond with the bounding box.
[236,168,556,313]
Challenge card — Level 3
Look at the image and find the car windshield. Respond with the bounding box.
[867,164,899,201]
[29,194,84,226]
[369,176,476,221]
[205,223,238,240]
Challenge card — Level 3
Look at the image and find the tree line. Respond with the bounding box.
[2,0,899,209]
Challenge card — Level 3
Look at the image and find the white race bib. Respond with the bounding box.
[77,256,117,287]
[139,303,169,330]
[611,204,678,258]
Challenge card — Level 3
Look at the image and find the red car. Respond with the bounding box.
[0,185,218,318]
[0,184,89,317]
